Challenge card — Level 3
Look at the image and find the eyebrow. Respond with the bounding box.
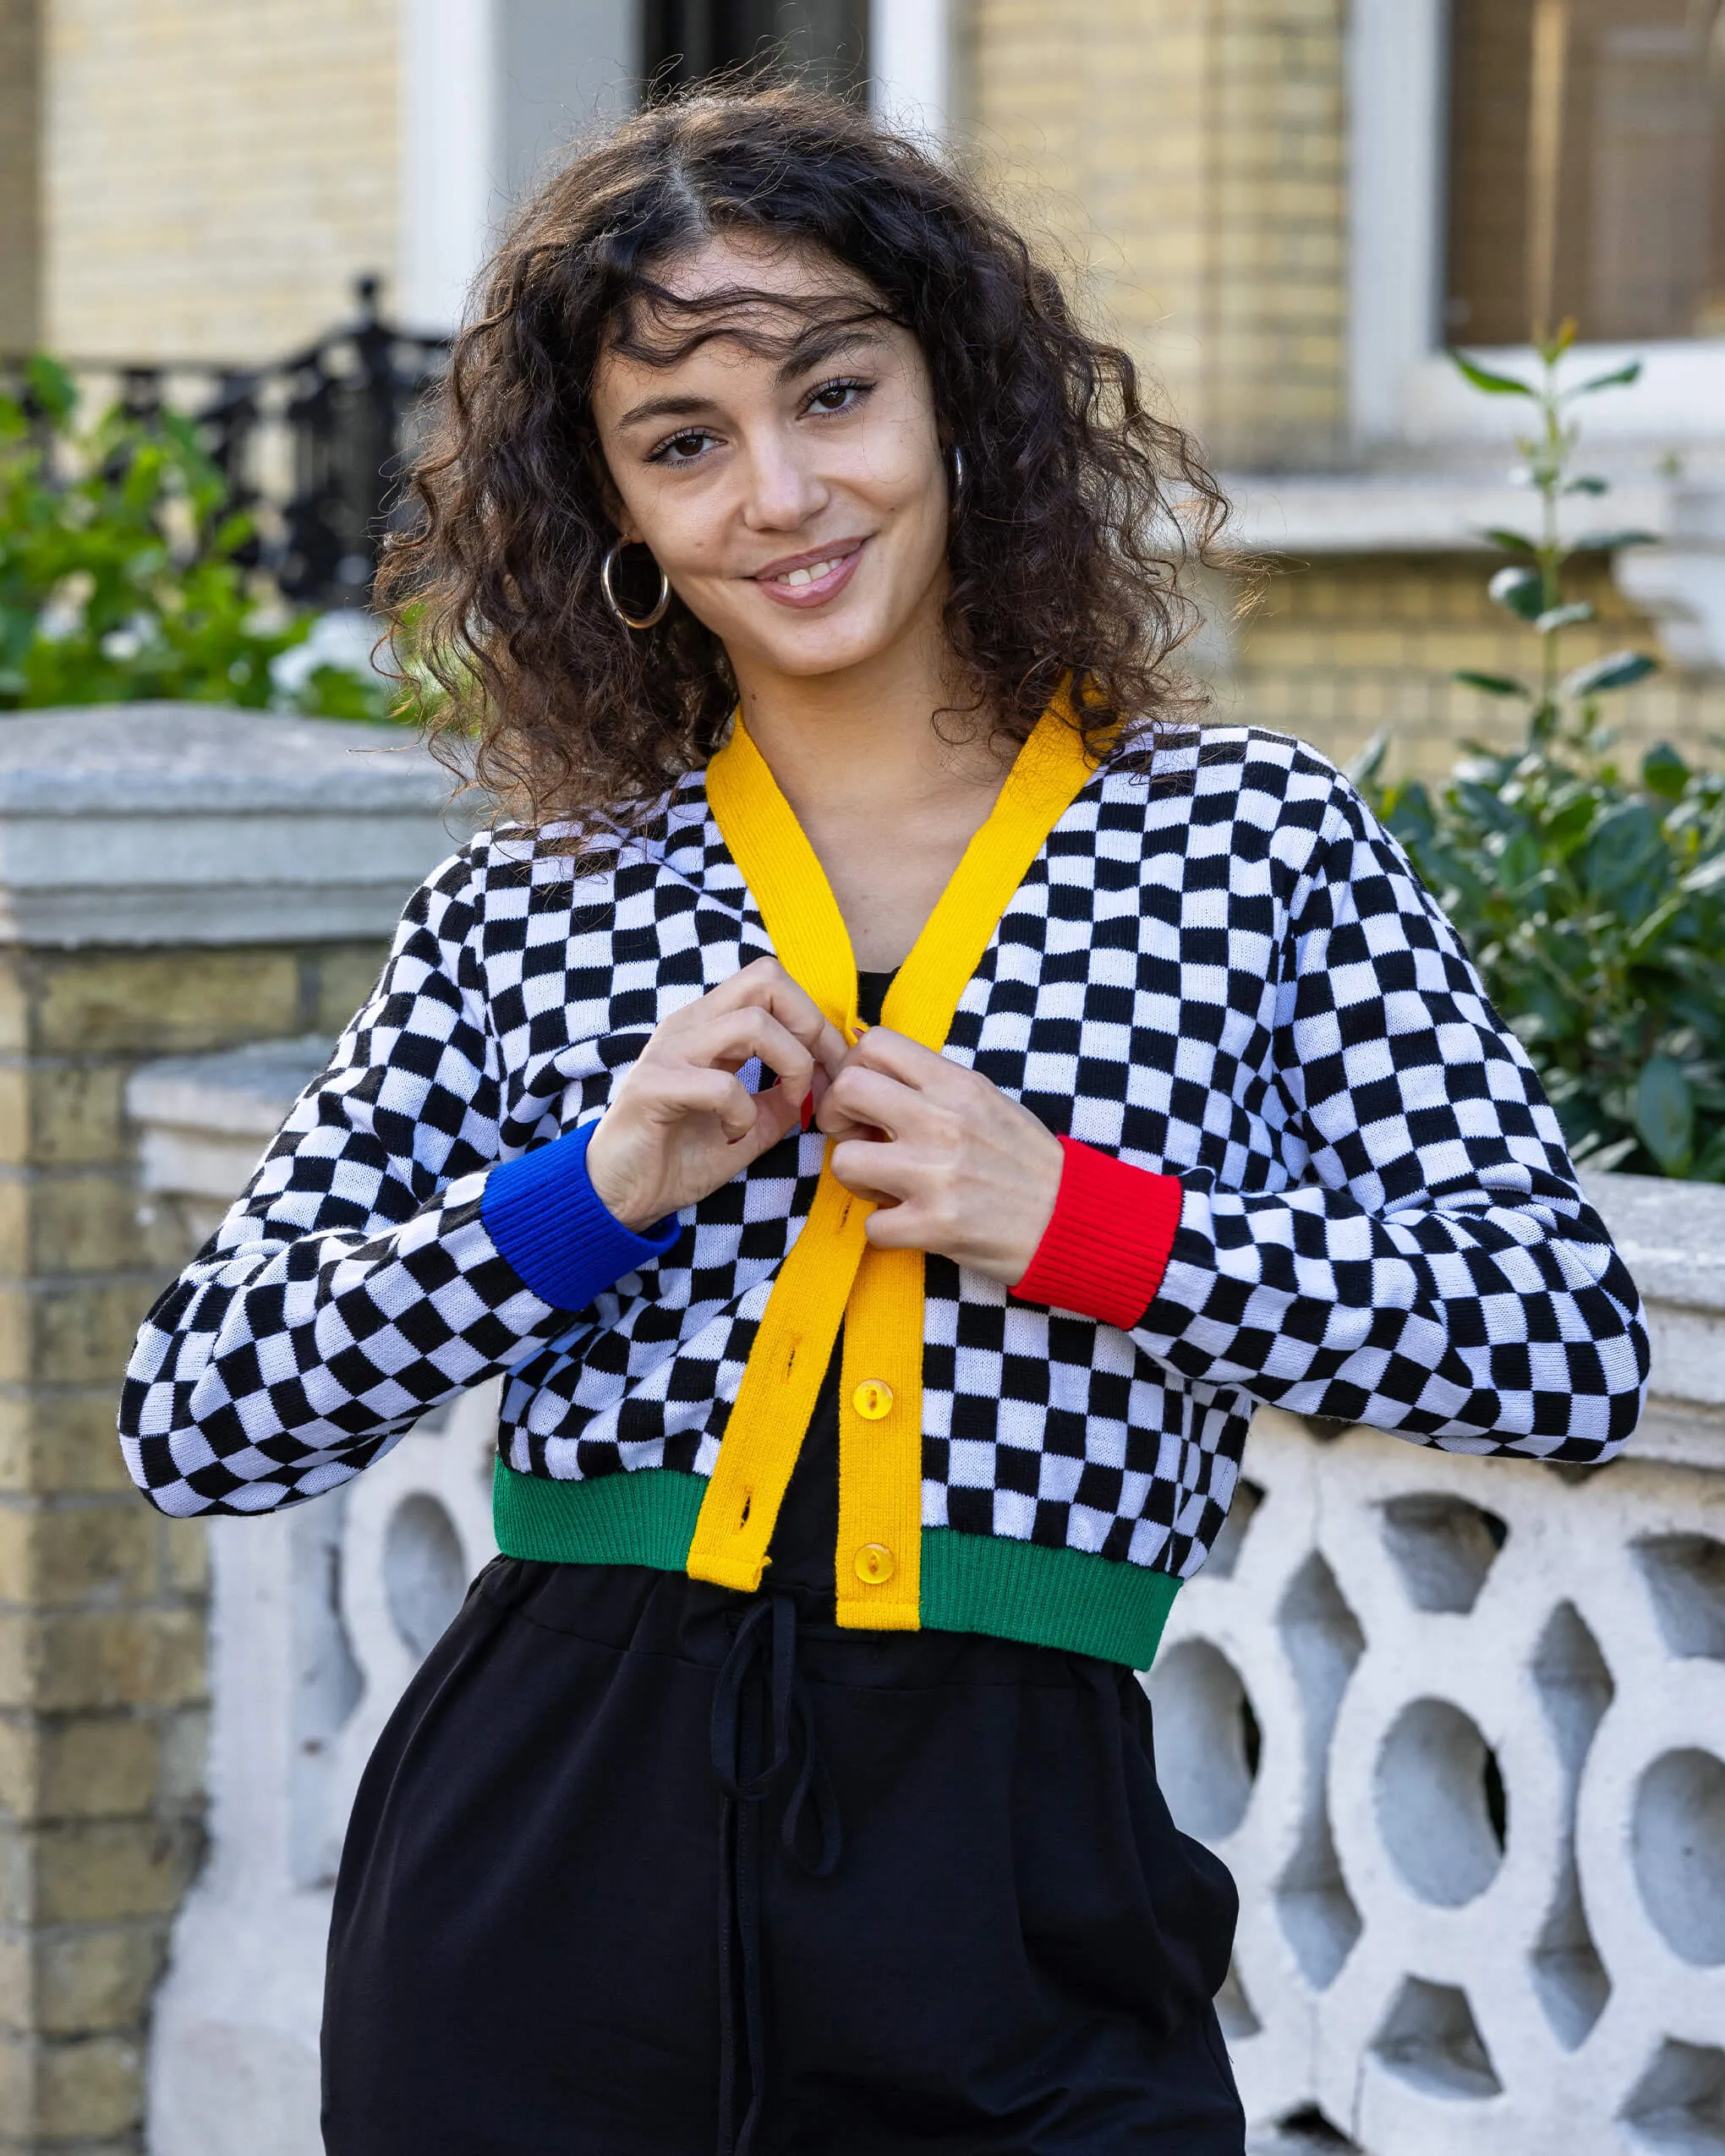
[612,326,890,430]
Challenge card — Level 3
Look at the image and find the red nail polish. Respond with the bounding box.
[800,1091,815,1131]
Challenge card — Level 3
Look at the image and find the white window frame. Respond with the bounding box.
[869,0,954,141]
[1348,0,1725,451]
[397,0,641,337]
[395,2,952,337]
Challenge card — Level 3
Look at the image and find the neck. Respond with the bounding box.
[731,608,1003,824]
[721,609,1019,972]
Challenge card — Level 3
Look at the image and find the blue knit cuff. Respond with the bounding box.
[481,1121,679,1312]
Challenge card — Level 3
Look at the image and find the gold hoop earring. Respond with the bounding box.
[601,540,671,631]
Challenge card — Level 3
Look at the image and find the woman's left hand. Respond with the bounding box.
[816,1028,1062,1286]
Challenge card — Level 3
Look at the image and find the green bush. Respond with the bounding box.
[1355,325,1725,1181]
[1361,726,1725,1182]
[0,354,392,719]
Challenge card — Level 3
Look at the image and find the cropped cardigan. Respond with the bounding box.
[118,713,1649,1667]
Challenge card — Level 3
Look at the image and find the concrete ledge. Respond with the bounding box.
[129,1037,335,1213]
[1219,472,1674,557]
[0,705,476,947]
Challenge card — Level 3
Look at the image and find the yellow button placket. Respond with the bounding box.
[687,705,1096,1628]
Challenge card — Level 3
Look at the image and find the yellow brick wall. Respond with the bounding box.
[42,0,398,364]
[0,938,385,2154]
[968,0,1349,472]
[1213,555,1725,780]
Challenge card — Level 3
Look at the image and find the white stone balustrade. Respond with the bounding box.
[131,1032,1725,2156]
[1152,1174,1725,2154]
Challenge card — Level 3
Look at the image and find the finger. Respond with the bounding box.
[642,1065,759,1144]
[745,1077,803,1157]
[800,1064,837,1131]
[816,1064,929,1141]
[829,1136,917,1203]
[704,959,850,1080]
[862,1201,934,1250]
[836,1026,956,1092]
[679,1008,819,1095]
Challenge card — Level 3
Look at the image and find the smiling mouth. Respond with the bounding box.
[752,538,868,610]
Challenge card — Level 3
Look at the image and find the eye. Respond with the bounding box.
[649,428,715,467]
[805,376,871,416]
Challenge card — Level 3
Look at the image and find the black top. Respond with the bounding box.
[764,967,895,1595]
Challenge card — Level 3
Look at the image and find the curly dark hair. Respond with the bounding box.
[377,83,1234,829]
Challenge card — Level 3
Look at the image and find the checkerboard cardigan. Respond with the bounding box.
[118,715,1649,1667]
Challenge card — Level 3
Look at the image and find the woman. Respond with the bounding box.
[120,88,1647,2156]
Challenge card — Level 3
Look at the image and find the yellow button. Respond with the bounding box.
[854,1543,896,1584]
[852,1379,894,1420]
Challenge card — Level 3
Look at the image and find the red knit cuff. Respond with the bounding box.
[1011,1138,1183,1329]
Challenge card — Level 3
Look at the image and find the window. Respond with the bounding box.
[1348,0,1725,448]
[643,1,868,97]
[1445,0,1725,346]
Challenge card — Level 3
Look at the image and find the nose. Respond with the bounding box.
[737,425,828,534]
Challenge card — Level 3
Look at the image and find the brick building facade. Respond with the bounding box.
[4,0,1723,779]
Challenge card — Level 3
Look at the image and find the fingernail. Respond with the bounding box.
[800,1091,814,1130]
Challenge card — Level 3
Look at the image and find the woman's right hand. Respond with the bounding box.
[584,957,847,1233]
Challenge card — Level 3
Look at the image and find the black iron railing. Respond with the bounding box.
[11,277,449,613]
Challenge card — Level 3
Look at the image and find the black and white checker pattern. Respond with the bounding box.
[121,727,1649,1584]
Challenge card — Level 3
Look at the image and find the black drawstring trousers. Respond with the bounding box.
[710,1592,844,2155]
[320,1557,1246,2156]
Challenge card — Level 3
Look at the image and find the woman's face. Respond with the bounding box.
[590,233,950,687]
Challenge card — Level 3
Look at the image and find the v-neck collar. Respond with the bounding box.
[704,701,1095,1051]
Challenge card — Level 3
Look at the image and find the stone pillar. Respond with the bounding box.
[0,704,461,2156]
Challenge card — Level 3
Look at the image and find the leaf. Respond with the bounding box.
[23,354,78,426]
[1381,779,1437,852]
[1634,1056,1695,1175]
[1641,742,1690,802]
[1563,476,1610,496]
[1489,564,1547,621]
[1624,893,1687,956]
[1449,351,1537,397]
[1454,779,1523,834]
[1347,728,1389,791]
[1481,527,1538,556]
[1578,1131,1646,1175]
[1572,360,1643,395]
[1563,649,1658,698]
[1567,529,1661,553]
[1452,670,1531,698]
[1540,318,1579,362]
[1682,854,1725,896]
[1534,603,1596,634]
[1582,800,1672,915]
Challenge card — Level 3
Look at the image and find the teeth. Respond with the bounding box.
[779,558,841,587]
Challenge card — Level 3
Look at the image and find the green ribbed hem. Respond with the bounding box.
[920,1527,1181,1668]
[492,1458,704,1569]
[491,1465,1180,1668]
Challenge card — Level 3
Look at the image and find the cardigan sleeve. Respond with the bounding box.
[118,850,673,1519]
[1018,779,1648,1464]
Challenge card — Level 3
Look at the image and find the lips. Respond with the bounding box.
[752,538,868,610]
